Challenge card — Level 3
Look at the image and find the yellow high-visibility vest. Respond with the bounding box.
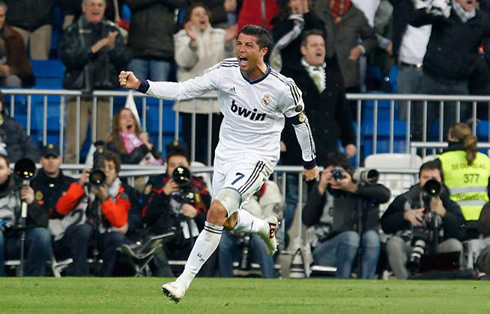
[439,150,490,221]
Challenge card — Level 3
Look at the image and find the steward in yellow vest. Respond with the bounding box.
[438,124,490,237]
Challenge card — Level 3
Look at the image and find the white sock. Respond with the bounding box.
[176,221,223,291]
[233,209,269,234]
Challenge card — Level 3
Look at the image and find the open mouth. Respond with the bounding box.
[239,56,248,67]
[126,124,133,131]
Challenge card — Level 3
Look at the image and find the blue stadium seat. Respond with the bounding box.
[362,120,408,156]
[31,60,65,89]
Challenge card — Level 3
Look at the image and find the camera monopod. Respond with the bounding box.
[14,158,37,277]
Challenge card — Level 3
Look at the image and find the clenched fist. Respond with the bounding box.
[119,71,141,89]
[303,166,319,182]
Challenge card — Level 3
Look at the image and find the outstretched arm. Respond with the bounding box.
[119,63,220,101]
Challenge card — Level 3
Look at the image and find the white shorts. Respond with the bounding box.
[212,154,273,208]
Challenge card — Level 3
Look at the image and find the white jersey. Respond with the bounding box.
[143,58,316,166]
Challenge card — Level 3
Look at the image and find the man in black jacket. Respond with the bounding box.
[410,0,490,139]
[381,160,465,279]
[30,144,76,238]
[280,30,356,248]
[59,0,131,164]
[0,154,51,276]
[303,152,390,279]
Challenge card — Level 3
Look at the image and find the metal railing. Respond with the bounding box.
[4,89,490,166]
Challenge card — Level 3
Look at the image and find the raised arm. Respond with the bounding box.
[119,63,220,101]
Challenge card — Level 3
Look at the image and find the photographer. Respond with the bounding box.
[381,161,465,279]
[0,154,51,276]
[143,141,211,276]
[55,150,135,276]
[302,152,390,279]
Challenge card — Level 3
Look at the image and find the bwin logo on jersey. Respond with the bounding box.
[231,100,266,121]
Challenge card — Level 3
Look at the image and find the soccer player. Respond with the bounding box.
[119,24,318,302]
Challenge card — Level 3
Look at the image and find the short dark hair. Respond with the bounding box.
[418,160,442,179]
[324,152,351,171]
[301,29,324,46]
[101,150,121,173]
[239,25,274,50]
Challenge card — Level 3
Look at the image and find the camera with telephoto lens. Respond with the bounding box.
[171,165,195,204]
[353,169,379,184]
[330,166,345,182]
[89,149,107,187]
[407,179,442,272]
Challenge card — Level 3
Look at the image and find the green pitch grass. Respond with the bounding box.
[1,278,489,313]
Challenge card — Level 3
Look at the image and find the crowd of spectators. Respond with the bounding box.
[1,0,490,279]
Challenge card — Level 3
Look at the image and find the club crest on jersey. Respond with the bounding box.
[231,100,266,121]
[261,93,271,106]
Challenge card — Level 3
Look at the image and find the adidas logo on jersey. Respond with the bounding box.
[229,87,237,94]
[231,100,266,121]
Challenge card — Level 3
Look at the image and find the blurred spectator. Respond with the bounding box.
[280,30,356,248]
[391,0,432,141]
[270,0,324,71]
[0,91,40,163]
[437,123,490,238]
[219,180,284,278]
[410,0,490,140]
[237,0,280,32]
[190,0,236,28]
[352,0,380,27]
[313,0,378,114]
[55,150,135,276]
[381,161,465,279]
[174,3,236,164]
[30,144,77,241]
[5,0,54,60]
[0,2,34,87]
[0,154,52,276]
[303,152,390,279]
[142,141,212,276]
[125,0,186,82]
[105,107,163,191]
[59,0,131,164]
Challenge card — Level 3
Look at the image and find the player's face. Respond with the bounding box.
[83,0,106,24]
[419,169,442,187]
[236,33,268,76]
[301,34,326,67]
[41,155,62,177]
[190,6,209,32]
[0,157,10,185]
[118,109,137,134]
[167,155,190,178]
[457,0,476,11]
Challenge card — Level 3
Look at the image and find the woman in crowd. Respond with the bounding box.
[173,3,236,165]
[106,107,163,191]
[438,123,490,239]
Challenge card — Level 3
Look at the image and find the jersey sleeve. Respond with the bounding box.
[138,62,221,101]
[281,78,317,169]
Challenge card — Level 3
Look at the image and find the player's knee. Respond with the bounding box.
[223,212,239,230]
[207,200,228,225]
